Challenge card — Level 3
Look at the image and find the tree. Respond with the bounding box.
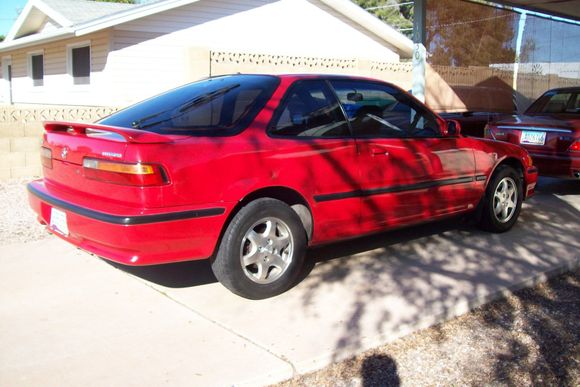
[354,0,414,38]
[0,35,4,43]
[426,0,517,67]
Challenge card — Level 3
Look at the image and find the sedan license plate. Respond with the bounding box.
[520,131,546,145]
[50,207,69,236]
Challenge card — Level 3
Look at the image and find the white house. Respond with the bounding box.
[0,0,413,107]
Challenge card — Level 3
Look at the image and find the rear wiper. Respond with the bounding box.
[131,84,241,129]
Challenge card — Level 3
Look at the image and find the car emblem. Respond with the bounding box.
[61,146,69,159]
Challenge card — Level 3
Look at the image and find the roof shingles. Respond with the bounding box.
[42,0,138,25]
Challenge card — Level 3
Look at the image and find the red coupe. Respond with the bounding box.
[29,74,538,299]
[485,87,580,179]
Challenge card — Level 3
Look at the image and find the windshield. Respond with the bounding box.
[99,75,280,135]
[525,89,580,116]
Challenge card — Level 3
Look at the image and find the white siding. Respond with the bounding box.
[1,0,403,107]
[103,0,400,105]
[116,0,399,59]
[1,30,112,106]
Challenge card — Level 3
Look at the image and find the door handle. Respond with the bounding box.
[370,147,389,156]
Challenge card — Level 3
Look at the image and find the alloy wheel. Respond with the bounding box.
[239,217,294,284]
[493,177,518,223]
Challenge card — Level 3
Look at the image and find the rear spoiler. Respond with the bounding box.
[43,121,173,144]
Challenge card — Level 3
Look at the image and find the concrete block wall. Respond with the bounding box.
[0,105,118,180]
[0,122,43,179]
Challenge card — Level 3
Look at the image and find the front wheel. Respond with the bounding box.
[479,165,523,233]
[211,198,307,299]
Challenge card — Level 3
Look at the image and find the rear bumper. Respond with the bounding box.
[28,180,231,266]
[529,153,580,179]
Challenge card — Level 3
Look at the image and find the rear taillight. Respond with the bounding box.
[83,158,169,186]
[41,147,52,169]
[569,141,580,152]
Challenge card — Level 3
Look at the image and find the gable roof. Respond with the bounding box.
[42,0,138,25]
[0,0,413,57]
[5,0,139,41]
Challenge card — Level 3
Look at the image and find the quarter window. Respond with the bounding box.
[71,45,90,85]
[30,54,44,87]
[330,80,441,138]
[269,80,350,137]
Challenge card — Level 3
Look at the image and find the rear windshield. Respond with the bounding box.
[99,75,280,135]
[525,89,579,115]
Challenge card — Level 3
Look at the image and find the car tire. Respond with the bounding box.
[211,198,307,299]
[479,165,523,233]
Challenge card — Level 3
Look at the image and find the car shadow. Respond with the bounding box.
[106,259,217,288]
[107,176,577,290]
[108,215,468,290]
[295,215,468,285]
[535,176,580,196]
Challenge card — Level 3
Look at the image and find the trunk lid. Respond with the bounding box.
[42,121,180,208]
[45,121,174,165]
[489,115,579,154]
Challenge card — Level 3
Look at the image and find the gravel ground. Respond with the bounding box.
[275,269,580,386]
[0,178,50,246]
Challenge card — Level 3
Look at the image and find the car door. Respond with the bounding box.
[329,79,478,231]
[267,79,361,242]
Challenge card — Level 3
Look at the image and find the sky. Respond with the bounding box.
[0,0,28,36]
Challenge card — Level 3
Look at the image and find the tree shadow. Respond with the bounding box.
[479,270,580,385]
[293,175,579,365]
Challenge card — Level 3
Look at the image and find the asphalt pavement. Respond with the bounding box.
[0,177,578,386]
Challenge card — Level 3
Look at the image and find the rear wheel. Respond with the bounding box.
[211,198,307,299]
[479,165,523,233]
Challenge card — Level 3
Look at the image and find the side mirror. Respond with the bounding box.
[347,92,363,102]
[446,119,462,137]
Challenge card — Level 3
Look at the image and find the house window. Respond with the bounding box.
[30,53,44,87]
[70,45,90,85]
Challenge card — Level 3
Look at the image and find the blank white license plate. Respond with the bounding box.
[50,207,69,236]
[520,131,546,145]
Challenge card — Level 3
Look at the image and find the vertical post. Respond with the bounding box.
[513,11,527,93]
[412,0,427,102]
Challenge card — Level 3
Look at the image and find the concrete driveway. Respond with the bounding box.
[1,177,579,386]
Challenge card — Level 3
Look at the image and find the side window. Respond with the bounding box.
[571,94,580,113]
[269,80,350,137]
[330,80,441,138]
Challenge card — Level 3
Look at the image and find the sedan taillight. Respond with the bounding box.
[41,146,52,169]
[83,158,169,186]
[569,141,580,152]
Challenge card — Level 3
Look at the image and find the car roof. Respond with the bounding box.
[214,73,383,83]
[543,86,580,93]
[276,73,380,82]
